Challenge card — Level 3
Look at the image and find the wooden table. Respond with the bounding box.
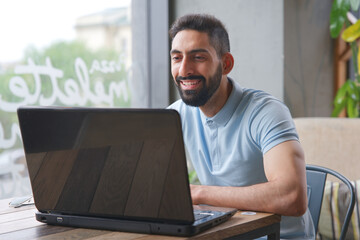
[0,198,280,239]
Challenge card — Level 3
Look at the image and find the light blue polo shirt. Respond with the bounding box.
[168,78,315,239]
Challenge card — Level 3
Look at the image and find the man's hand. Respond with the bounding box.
[190,184,204,205]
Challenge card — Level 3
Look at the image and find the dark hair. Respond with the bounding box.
[169,14,230,58]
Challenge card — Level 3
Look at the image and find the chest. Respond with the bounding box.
[183,119,266,186]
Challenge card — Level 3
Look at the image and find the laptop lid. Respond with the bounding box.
[17,106,195,224]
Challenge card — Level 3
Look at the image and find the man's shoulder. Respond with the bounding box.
[238,87,287,112]
[230,79,278,106]
[231,84,292,127]
[241,87,277,102]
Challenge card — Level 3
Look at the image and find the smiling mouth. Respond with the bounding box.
[181,80,201,86]
[180,80,202,90]
[176,75,205,90]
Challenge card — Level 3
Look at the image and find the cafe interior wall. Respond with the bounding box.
[169,0,334,118]
[284,0,333,117]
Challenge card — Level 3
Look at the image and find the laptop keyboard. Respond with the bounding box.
[193,210,215,221]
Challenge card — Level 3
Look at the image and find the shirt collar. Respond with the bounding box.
[200,77,243,127]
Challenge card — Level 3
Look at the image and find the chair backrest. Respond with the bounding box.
[306,165,356,240]
[306,167,327,232]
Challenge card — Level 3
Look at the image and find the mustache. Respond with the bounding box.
[176,75,206,82]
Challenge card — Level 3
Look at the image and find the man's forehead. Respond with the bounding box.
[171,30,214,53]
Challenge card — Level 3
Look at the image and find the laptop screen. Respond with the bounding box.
[18,107,195,224]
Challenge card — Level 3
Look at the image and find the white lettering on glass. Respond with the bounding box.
[89,59,122,74]
[0,57,129,148]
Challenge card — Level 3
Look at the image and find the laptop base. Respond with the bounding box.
[36,209,236,237]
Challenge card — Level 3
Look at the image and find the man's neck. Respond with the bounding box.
[199,77,233,117]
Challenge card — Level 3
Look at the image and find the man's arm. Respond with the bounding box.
[190,140,308,216]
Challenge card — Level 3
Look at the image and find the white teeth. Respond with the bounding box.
[182,81,198,86]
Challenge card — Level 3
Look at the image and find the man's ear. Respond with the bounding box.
[222,52,234,75]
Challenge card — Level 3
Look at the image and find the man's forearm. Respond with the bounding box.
[190,180,306,216]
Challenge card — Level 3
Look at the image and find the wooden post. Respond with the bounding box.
[333,34,348,117]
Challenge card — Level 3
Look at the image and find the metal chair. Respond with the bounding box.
[306,165,356,240]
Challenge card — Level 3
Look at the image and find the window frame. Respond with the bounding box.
[131,0,169,108]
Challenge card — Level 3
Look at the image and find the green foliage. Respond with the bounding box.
[330,0,350,38]
[188,170,199,184]
[330,0,360,117]
[332,80,360,117]
[342,20,360,41]
[350,0,360,11]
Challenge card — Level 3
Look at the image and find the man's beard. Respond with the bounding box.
[175,64,222,107]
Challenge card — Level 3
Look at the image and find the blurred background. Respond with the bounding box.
[0,0,344,200]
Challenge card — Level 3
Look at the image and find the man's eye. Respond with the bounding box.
[172,56,181,61]
[194,56,205,60]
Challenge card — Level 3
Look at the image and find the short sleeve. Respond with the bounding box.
[249,95,298,154]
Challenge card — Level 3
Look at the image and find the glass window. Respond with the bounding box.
[0,0,135,199]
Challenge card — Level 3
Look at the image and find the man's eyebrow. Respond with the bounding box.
[170,48,210,55]
[189,48,209,54]
[170,49,181,55]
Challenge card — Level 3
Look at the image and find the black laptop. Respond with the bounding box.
[17,106,237,237]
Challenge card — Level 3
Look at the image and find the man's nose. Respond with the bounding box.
[179,58,194,77]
